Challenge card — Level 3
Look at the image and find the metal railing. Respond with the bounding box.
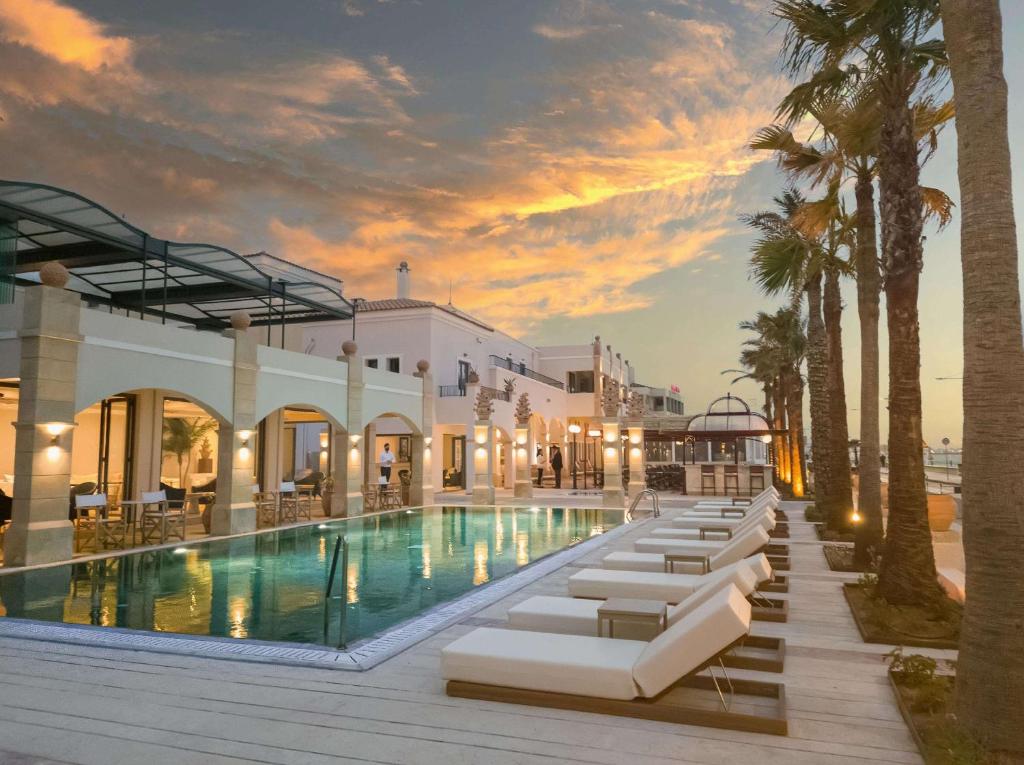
[438,384,510,401]
[489,355,564,389]
[627,489,661,521]
[323,534,350,648]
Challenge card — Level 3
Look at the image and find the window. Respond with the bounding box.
[567,370,595,393]
[653,396,665,411]
[365,358,379,369]
[386,356,400,373]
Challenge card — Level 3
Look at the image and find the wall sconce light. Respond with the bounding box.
[568,423,582,435]
[424,436,433,446]
[587,428,602,438]
[238,429,252,448]
[475,432,488,445]
[350,434,361,445]
[605,431,617,443]
[516,434,527,446]
[42,421,73,445]
[319,432,329,449]
[629,433,641,445]
[604,446,617,458]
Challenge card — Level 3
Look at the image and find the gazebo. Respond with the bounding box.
[643,394,777,496]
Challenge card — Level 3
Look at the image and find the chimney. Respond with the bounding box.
[396,261,410,300]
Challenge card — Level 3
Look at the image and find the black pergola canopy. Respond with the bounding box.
[0,181,354,330]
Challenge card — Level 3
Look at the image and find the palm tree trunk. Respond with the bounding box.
[854,168,884,565]
[823,267,854,531]
[941,0,1024,755]
[785,367,805,498]
[805,274,831,509]
[772,380,790,486]
[876,96,940,606]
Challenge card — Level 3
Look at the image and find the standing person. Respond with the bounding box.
[535,447,546,487]
[380,443,396,483]
[550,445,563,489]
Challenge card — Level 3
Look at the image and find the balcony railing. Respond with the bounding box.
[489,355,564,390]
[438,384,510,402]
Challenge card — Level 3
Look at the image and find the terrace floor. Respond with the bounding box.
[0,500,954,765]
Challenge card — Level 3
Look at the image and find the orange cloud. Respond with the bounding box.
[0,0,133,72]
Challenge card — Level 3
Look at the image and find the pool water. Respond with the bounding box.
[0,506,621,647]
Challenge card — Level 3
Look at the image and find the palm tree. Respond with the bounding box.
[744,189,842,515]
[753,87,952,558]
[772,0,947,605]
[162,417,218,488]
[732,308,807,497]
[941,0,1024,755]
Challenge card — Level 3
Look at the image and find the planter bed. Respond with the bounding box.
[822,543,872,573]
[843,583,959,649]
[888,671,989,765]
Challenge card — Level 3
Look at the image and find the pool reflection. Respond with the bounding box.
[0,506,620,647]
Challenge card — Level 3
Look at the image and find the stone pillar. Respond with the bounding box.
[513,424,533,498]
[627,423,647,499]
[471,420,495,504]
[260,409,284,492]
[410,360,433,507]
[341,341,364,515]
[4,271,80,567]
[601,418,625,508]
[211,313,258,536]
[131,389,164,494]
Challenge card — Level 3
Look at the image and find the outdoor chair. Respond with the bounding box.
[68,481,97,521]
[442,585,787,735]
[75,493,128,551]
[295,485,314,521]
[361,484,379,511]
[723,464,739,496]
[140,490,186,545]
[253,485,278,528]
[700,465,716,495]
[279,481,299,524]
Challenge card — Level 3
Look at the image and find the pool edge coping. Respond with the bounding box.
[0,511,641,672]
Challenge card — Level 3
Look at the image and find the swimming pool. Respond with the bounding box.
[0,506,622,649]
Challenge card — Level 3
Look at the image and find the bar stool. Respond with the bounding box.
[749,466,766,494]
[700,464,716,495]
[723,464,739,496]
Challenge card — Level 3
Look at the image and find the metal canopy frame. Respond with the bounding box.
[0,181,354,331]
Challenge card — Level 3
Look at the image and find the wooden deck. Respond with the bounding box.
[0,501,943,764]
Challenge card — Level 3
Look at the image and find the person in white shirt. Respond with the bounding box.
[535,447,547,487]
[380,443,396,482]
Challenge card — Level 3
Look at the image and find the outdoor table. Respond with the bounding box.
[597,598,667,639]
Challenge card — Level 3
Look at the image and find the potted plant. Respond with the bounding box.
[162,417,218,489]
[321,475,336,516]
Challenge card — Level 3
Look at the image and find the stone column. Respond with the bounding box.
[601,418,625,508]
[260,409,284,492]
[627,423,647,499]
[341,341,364,515]
[513,424,533,498]
[4,267,80,567]
[410,360,433,507]
[471,420,495,504]
[211,312,258,536]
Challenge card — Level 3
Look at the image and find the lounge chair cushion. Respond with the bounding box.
[569,568,706,602]
[654,515,774,538]
[633,585,752,697]
[508,596,602,635]
[602,551,668,572]
[441,627,645,700]
[708,528,774,569]
[666,564,757,624]
[671,508,774,529]
[635,526,771,556]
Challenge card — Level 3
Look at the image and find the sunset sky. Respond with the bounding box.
[2,0,1022,448]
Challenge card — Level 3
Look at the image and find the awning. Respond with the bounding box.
[0,181,354,329]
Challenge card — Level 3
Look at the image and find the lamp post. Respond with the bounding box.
[587,427,602,489]
[568,423,581,489]
[941,437,951,480]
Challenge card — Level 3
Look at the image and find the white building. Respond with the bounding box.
[299,263,685,493]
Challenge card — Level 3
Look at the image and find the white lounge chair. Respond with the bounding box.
[508,561,785,673]
[443,585,787,735]
[655,512,775,540]
[671,504,774,529]
[635,524,773,558]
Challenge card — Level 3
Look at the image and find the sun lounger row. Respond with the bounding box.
[442,502,791,736]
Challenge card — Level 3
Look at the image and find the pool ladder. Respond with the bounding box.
[323,535,350,649]
[627,489,661,521]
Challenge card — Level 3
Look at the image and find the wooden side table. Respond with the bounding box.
[597,598,667,639]
[663,553,711,574]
